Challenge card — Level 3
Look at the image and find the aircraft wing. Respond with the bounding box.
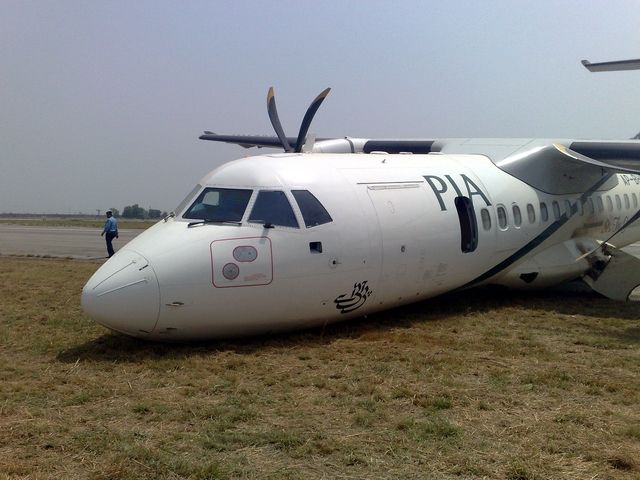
[199,132,329,149]
[199,130,640,193]
[582,58,640,72]
[199,133,438,154]
[569,141,640,170]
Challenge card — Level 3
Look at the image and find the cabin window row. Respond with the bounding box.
[479,192,638,231]
[182,187,333,228]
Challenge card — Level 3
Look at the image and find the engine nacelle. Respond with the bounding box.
[312,137,367,154]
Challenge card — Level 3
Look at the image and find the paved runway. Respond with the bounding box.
[0,224,141,259]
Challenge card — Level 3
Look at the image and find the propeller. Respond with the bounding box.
[267,87,331,153]
[267,87,293,152]
[601,208,640,245]
[576,207,640,262]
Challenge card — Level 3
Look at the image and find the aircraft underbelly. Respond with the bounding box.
[491,240,590,288]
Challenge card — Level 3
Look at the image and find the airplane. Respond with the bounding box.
[82,63,640,341]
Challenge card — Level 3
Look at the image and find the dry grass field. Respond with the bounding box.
[1,256,639,479]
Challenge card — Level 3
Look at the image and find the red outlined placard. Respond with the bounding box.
[210,236,273,288]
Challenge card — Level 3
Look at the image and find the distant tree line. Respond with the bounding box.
[120,204,167,219]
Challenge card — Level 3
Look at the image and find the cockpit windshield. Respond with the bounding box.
[183,187,253,222]
[248,190,299,228]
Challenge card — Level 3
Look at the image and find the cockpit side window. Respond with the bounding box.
[183,187,252,222]
[175,184,202,216]
[249,191,299,228]
[291,190,333,228]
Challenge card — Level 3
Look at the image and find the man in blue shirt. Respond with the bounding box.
[101,210,119,257]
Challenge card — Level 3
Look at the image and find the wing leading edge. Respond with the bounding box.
[199,132,316,149]
[582,58,640,72]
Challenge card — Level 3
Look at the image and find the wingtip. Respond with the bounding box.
[581,59,596,72]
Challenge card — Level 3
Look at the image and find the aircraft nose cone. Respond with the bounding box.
[81,250,160,336]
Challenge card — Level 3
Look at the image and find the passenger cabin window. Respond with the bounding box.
[454,197,478,253]
[552,201,561,220]
[527,204,535,224]
[606,195,613,212]
[597,196,604,213]
[497,205,508,230]
[540,202,549,222]
[586,198,595,215]
[633,193,638,208]
[564,200,572,217]
[615,195,622,210]
[624,194,630,209]
[291,190,333,227]
[513,205,522,227]
[183,187,252,222]
[480,208,491,231]
[249,190,299,228]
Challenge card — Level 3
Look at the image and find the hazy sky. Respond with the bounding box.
[2,0,640,214]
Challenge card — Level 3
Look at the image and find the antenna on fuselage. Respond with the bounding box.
[266,87,331,153]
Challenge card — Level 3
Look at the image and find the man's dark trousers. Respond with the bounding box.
[105,232,117,257]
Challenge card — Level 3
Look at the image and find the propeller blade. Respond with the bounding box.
[576,208,640,262]
[295,87,331,153]
[267,87,293,152]
[603,208,640,245]
[575,241,615,262]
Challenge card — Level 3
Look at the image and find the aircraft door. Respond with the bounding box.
[366,183,458,306]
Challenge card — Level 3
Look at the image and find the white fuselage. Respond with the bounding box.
[81,152,640,339]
